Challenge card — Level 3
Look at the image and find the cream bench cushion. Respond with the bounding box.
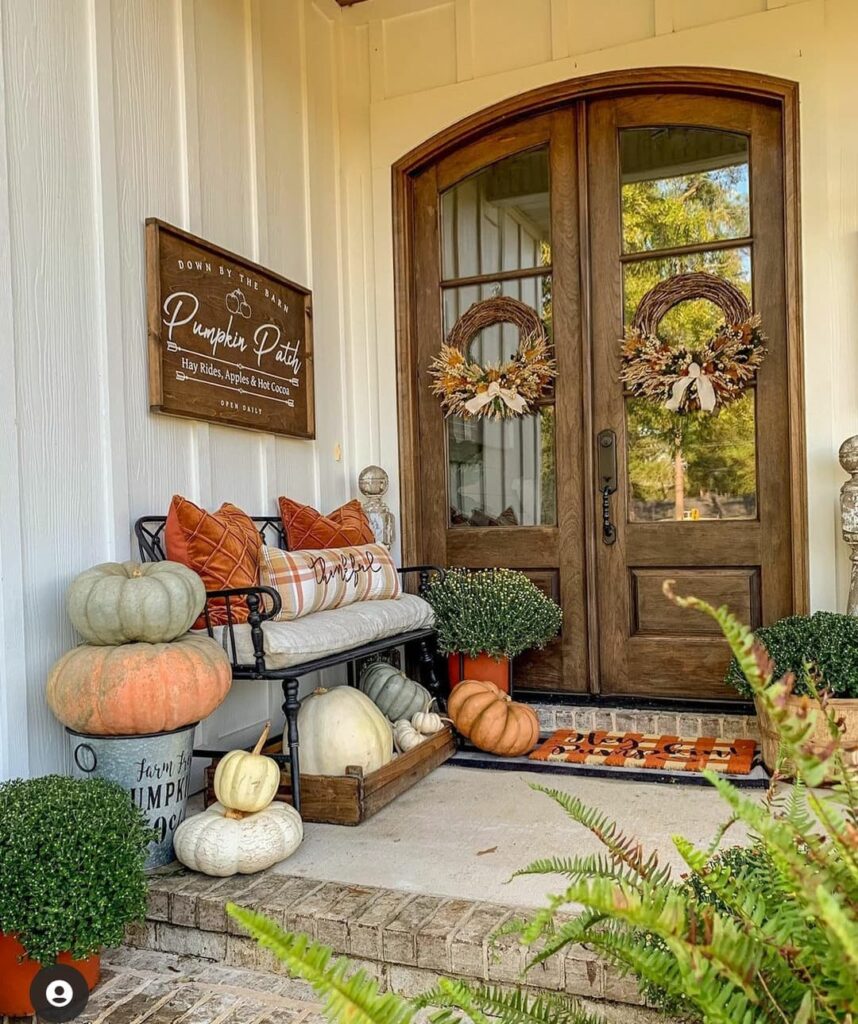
[211,593,435,670]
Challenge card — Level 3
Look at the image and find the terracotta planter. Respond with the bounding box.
[0,932,100,1016]
[755,694,858,781]
[448,653,511,693]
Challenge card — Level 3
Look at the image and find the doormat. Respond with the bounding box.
[529,730,757,775]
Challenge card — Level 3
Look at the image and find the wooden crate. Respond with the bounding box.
[204,727,456,826]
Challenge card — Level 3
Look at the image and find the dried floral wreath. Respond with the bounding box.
[429,296,556,420]
[620,272,767,414]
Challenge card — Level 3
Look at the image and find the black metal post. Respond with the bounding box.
[418,637,443,707]
[281,677,301,814]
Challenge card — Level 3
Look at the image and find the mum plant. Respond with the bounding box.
[725,610,858,698]
[424,567,562,659]
[229,583,858,1024]
[0,775,152,964]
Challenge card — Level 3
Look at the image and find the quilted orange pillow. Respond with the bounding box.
[165,496,261,626]
[278,497,374,550]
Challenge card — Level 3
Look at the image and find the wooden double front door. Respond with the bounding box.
[400,77,805,702]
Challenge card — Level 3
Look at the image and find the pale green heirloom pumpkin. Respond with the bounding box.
[358,661,432,722]
[67,560,206,645]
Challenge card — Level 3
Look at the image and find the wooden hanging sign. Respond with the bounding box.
[146,219,315,438]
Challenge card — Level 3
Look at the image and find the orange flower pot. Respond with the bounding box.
[448,653,511,694]
[0,932,100,1016]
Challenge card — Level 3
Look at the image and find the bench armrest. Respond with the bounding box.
[398,564,445,597]
[202,585,281,675]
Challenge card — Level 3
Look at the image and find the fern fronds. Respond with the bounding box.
[227,904,416,1024]
[527,785,672,887]
[414,981,601,1024]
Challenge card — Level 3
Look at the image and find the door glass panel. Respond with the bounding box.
[448,406,556,527]
[626,392,757,522]
[441,148,551,279]
[620,127,750,253]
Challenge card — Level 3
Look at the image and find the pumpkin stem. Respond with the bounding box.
[223,808,248,820]
[253,721,271,756]
[313,687,328,695]
[131,565,143,577]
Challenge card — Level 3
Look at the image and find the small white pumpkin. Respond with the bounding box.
[173,801,303,876]
[411,710,446,735]
[393,718,424,753]
[214,722,280,818]
[298,687,393,776]
[67,560,205,645]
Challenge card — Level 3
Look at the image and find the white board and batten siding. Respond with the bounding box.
[0,0,372,781]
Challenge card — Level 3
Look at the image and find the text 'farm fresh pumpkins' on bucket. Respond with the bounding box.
[67,560,206,645]
[47,634,231,735]
[448,679,540,756]
[297,686,393,776]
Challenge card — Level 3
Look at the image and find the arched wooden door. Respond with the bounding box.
[398,72,805,702]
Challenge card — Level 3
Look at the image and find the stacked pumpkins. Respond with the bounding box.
[47,561,232,735]
[174,723,303,876]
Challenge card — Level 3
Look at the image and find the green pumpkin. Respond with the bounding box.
[358,662,432,722]
[66,560,205,645]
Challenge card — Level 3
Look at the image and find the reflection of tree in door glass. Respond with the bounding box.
[619,126,756,523]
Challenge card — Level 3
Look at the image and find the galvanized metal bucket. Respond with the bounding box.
[67,723,197,869]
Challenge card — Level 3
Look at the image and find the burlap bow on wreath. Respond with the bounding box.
[620,272,767,415]
[429,296,556,420]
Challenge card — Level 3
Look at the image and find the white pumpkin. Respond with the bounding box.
[67,560,205,645]
[298,687,393,776]
[392,718,424,753]
[411,710,446,735]
[214,723,281,818]
[173,801,303,876]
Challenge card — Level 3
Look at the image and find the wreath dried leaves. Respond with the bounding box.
[429,296,556,420]
[619,272,767,415]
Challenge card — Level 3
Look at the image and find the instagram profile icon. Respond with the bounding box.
[30,964,90,1022]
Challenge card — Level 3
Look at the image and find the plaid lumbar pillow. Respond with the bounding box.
[258,543,401,621]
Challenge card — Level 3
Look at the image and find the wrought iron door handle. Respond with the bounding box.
[597,429,618,546]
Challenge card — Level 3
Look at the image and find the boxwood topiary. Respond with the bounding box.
[725,610,858,699]
[0,775,153,964]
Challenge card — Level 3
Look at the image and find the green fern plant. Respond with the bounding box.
[229,582,858,1024]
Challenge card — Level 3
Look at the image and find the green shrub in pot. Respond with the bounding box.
[424,567,562,659]
[0,775,153,964]
[724,610,858,698]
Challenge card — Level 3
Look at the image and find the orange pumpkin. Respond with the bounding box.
[47,635,231,735]
[447,679,539,756]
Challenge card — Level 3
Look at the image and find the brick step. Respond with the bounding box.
[129,867,664,1021]
[528,702,759,741]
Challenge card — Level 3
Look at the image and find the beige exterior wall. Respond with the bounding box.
[335,0,858,618]
[0,0,353,778]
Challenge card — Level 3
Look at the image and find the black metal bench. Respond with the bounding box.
[135,516,443,814]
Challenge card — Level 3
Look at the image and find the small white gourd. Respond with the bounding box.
[392,718,424,753]
[411,710,446,735]
[213,722,280,819]
[173,801,303,876]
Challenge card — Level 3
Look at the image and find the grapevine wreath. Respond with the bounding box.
[429,296,556,420]
[620,272,767,414]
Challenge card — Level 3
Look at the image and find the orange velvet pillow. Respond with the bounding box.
[278,497,375,550]
[165,496,261,626]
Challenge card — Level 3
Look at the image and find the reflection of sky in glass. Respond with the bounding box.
[620,127,750,254]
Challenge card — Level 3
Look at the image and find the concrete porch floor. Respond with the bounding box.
[270,764,747,907]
